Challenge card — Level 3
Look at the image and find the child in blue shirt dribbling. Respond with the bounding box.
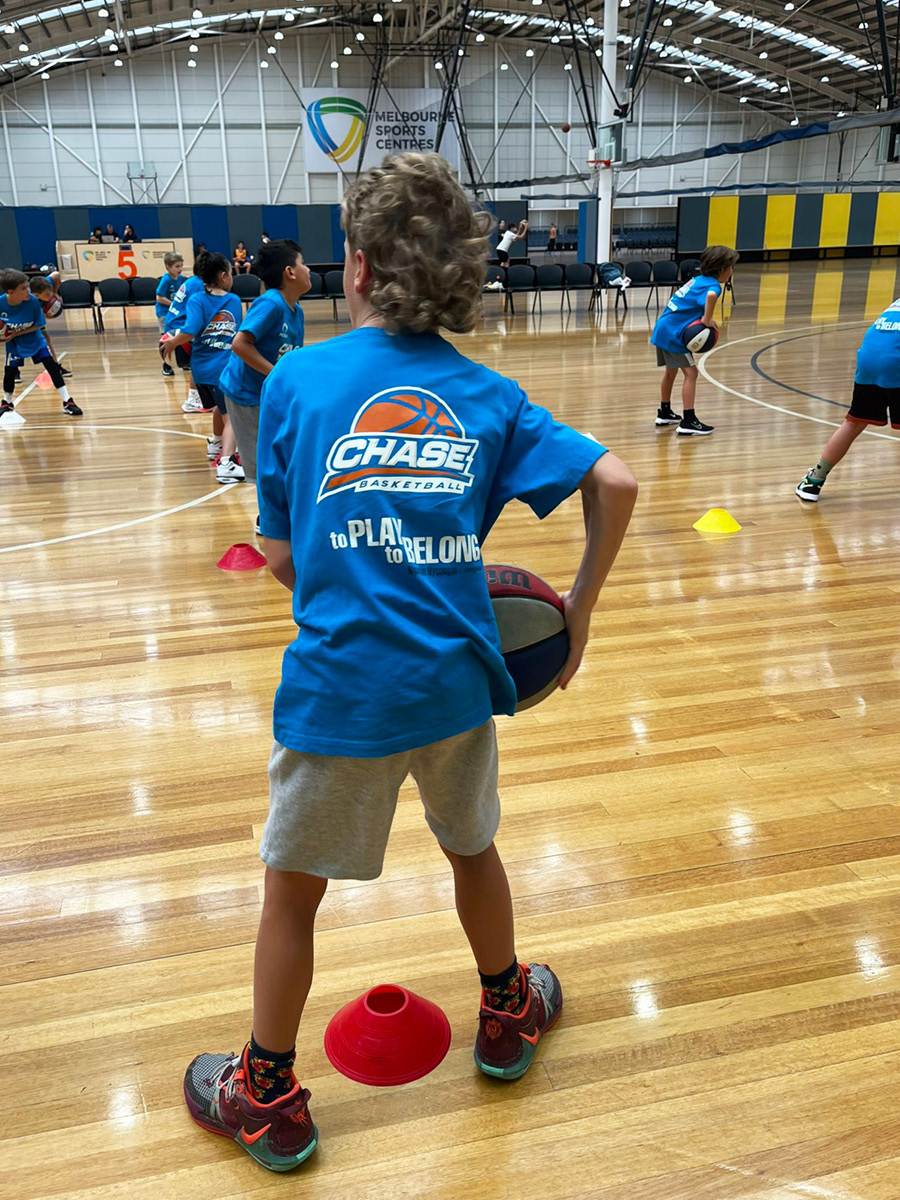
[650,245,738,436]
[182,153,637,1174]
[0,269,82,419]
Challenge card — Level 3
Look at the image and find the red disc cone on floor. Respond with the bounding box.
[216,542,266,571]
[324,984,451,1087]
[35,371,53,389]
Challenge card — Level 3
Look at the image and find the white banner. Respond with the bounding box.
[300,89,459,174]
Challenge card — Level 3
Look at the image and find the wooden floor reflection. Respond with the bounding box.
[3,259,900,1199]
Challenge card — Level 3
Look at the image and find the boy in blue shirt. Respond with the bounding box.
[182,153,637,1172]
[163,252,245,483]
[0,269,82,420]
[164,254,208,412]
[155,252,184,377]
[220,239,309,485]
[796,298,900,500]
[650,245,738,436]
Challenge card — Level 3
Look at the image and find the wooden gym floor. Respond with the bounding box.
[4,259,900,1199]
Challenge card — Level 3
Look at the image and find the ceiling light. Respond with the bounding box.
[525,48,534,57]
[739,96,747,102]
[564,62,573,70]
[192,9,203,18]
[499,61,508,70]
[475,32,485,42]
[837,110,846,116]
[435,60,443,69]
[693,36,702,44]
[373,10,383,20]
[355,31,365,40]
[18,42,27,51]
[780,84,789,92]
[595,47,602,56]
[586,15,594,23]
[97,6,109,14]
[41,70,50,79]
[274,30,284,39]
[663,17,672,26]
[683,74,691,82]
[620,0,630,7]
[790,117,799,125]
[858,21,868,29]
[3,25,14,34]
[188,59,196,67]
[109,42,118,51]
[759,51,767,59]
[342,45,352,54]
[30,57,39,66]
[190,29,200,37]
[267,44,276,53]
[284,9,295,19]
[114,58,123,66]
[458,47,464,55]
[784,2,793,8]
[550,34,559,43]
[189,44,198,52]
[820,75,829,82]
[330,59,339,68]
[260,59,268,67]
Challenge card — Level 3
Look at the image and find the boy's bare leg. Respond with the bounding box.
[681,365,699,412]
[817,417,867,469]
[659,366,677,408]
[252,866,327,1052]
[222,412,237,458]
[441,841,515,975]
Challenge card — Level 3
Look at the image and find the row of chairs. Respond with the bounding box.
[612,225,677,252]
[57,274,264,331]
[482,259,700,315]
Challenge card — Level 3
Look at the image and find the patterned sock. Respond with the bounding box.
[808,458,833,483]
[247,1035,297,1103]
[480,959,527,1014]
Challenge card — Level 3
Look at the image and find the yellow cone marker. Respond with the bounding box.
[692,508,742,534]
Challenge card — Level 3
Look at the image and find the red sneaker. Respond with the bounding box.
[474,963,563,1080]
[183,1043,317,1172]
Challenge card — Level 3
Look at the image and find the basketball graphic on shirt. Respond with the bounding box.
[318,386,478,503]
[355,392,463,439]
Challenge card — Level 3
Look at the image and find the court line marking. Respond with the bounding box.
[749,333,846,408]
[1,423,233,555]
[699,318,900,442]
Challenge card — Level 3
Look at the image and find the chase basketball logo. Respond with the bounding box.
[201,308,237,353]
[307,96,367,164]
[318,386,478,502]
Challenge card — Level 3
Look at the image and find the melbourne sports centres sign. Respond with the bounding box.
[300,89,459,173]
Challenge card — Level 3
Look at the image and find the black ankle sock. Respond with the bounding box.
[247,1035,296,1103]
[683,408,695,421]
[660,401,673,413]
[480,959,526,1013]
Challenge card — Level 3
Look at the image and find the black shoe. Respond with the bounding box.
[655,407,681,426]
[255,515,262,537]
[795,474,823,502]
[161,363,175,377]
[60,365,72,377]
[62,399,83,416]
[0,400,14,416]
[677,415,714,436]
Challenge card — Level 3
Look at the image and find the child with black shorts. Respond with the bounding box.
[182,152,637,1172]
[155,252,185,377]
[649,245,738,436]
[0,269,81,419]
[27,274,70,375]
[796,298,900,501]
[163,252,244,483]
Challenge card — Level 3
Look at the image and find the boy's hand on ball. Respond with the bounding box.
[558,590,591,689]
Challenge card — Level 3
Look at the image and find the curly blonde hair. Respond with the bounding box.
[341,152,492,334]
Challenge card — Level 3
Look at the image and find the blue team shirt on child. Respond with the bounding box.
[256,326,606,759]
[181,290,243,386]
[156,272,185,319]
[650,274,722,354]
[164,274,204,332]
[855,298,900,389]
[219,290,304,406]
[0,292,48,360]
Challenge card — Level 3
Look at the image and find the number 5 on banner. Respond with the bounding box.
[118,247,137,279]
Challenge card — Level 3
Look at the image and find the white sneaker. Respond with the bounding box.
[181,389,209,413]
[216,453,245,484]
[206,437,223,461]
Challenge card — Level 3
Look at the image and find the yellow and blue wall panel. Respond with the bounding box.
[678,192,900,256]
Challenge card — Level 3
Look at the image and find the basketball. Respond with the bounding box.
[561,123,571,133]
[485,563,569,711]
[683,320,718,353]
[356,391,462,438]
[41,293,64,318]
[158,332,173,361]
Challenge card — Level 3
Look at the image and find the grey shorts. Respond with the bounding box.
[224,396,259,483]
[261,720,500,879]
[656,345,695,369]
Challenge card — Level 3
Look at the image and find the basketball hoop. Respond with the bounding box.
[587,158,612,188]
[587,159,612,168]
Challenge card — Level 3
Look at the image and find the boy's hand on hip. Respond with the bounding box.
[558,590,593,689]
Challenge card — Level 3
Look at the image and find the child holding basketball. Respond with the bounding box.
[28,275,70,375]
[649,244,738,436]
[183,153,637,1172]
[796,297,900,501]
[0,269,81,419]
[164,253,207,413]
[219,239,309,485]
[155,252,185,377]
[163,251,245,483]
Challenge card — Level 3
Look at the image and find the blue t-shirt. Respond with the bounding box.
[164,274,204,332]
[256,326,606,758]
[0,292,48,360]
[855,299,900,388]
[651,275,722,354]
[181,290,243,386]
[219,290,305,406]
[156,271,185,319]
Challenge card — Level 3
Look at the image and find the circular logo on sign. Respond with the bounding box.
[82,250,94,262]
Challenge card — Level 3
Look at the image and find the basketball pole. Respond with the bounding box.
[594,0,618,264]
